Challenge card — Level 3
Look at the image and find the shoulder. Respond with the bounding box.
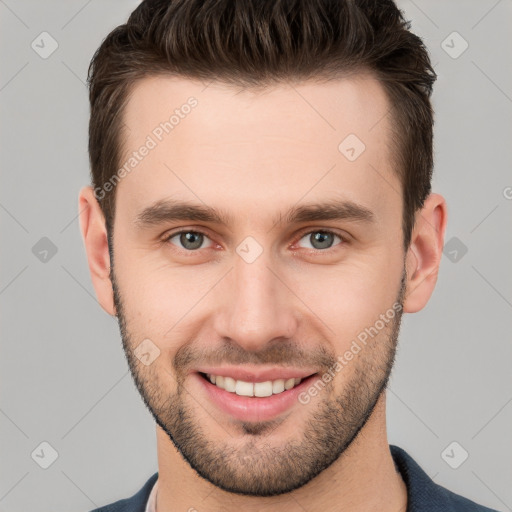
[390,445,499,512]
[436,484,501,512]
[88,472,158,512]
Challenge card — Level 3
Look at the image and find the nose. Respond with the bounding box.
[213,250,299,352]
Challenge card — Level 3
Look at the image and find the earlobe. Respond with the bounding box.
[78,186,116,316]
[403,193,448,313]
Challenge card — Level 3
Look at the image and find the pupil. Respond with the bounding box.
[312,231,332,249]
[181,232,202,250]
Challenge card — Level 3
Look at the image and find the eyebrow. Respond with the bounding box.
[134,198,375,229]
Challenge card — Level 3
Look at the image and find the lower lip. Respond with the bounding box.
[194,372,318,423]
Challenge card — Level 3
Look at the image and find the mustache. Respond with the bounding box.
[173,340,337,374]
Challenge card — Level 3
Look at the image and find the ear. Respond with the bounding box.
[403,193,448,313]
[78,186,116,316]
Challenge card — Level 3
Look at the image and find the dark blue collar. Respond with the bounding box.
[390,444,496,511]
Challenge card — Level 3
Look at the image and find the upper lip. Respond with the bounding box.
[194,366,318,383]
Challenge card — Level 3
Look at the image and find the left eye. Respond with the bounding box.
[296,230,343,251]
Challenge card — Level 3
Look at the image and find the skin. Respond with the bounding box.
[79,73,447,512]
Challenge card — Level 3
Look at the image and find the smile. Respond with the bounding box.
[201,372,305,397]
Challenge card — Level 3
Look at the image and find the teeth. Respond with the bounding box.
[224,376,236,392]
[254,381,273,397]
[284,378,295,390]
[236,380,254,397]
[272,379,285,394]
[205,373,304,396]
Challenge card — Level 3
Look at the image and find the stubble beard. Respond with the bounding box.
[111,260,406,496]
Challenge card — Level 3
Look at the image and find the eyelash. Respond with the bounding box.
[161,228,347,254]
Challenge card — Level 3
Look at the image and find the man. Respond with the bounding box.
[79,0,498,511]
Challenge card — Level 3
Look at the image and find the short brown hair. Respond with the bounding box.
[87,0,436,249]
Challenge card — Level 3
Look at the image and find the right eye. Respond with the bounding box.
[163,230,215,251]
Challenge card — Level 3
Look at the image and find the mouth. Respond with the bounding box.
[198,371,311,397]
[194,370,319,423]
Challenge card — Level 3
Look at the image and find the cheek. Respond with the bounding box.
[115,255,215,339]
[292,254,403,343]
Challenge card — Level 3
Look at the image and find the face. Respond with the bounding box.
[109,74,407,496]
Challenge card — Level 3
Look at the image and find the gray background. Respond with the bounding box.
[1,1,511,511]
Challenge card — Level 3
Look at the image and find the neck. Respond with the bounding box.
[155,391,407,512]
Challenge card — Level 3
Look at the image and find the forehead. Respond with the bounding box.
[116,73,400,226]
